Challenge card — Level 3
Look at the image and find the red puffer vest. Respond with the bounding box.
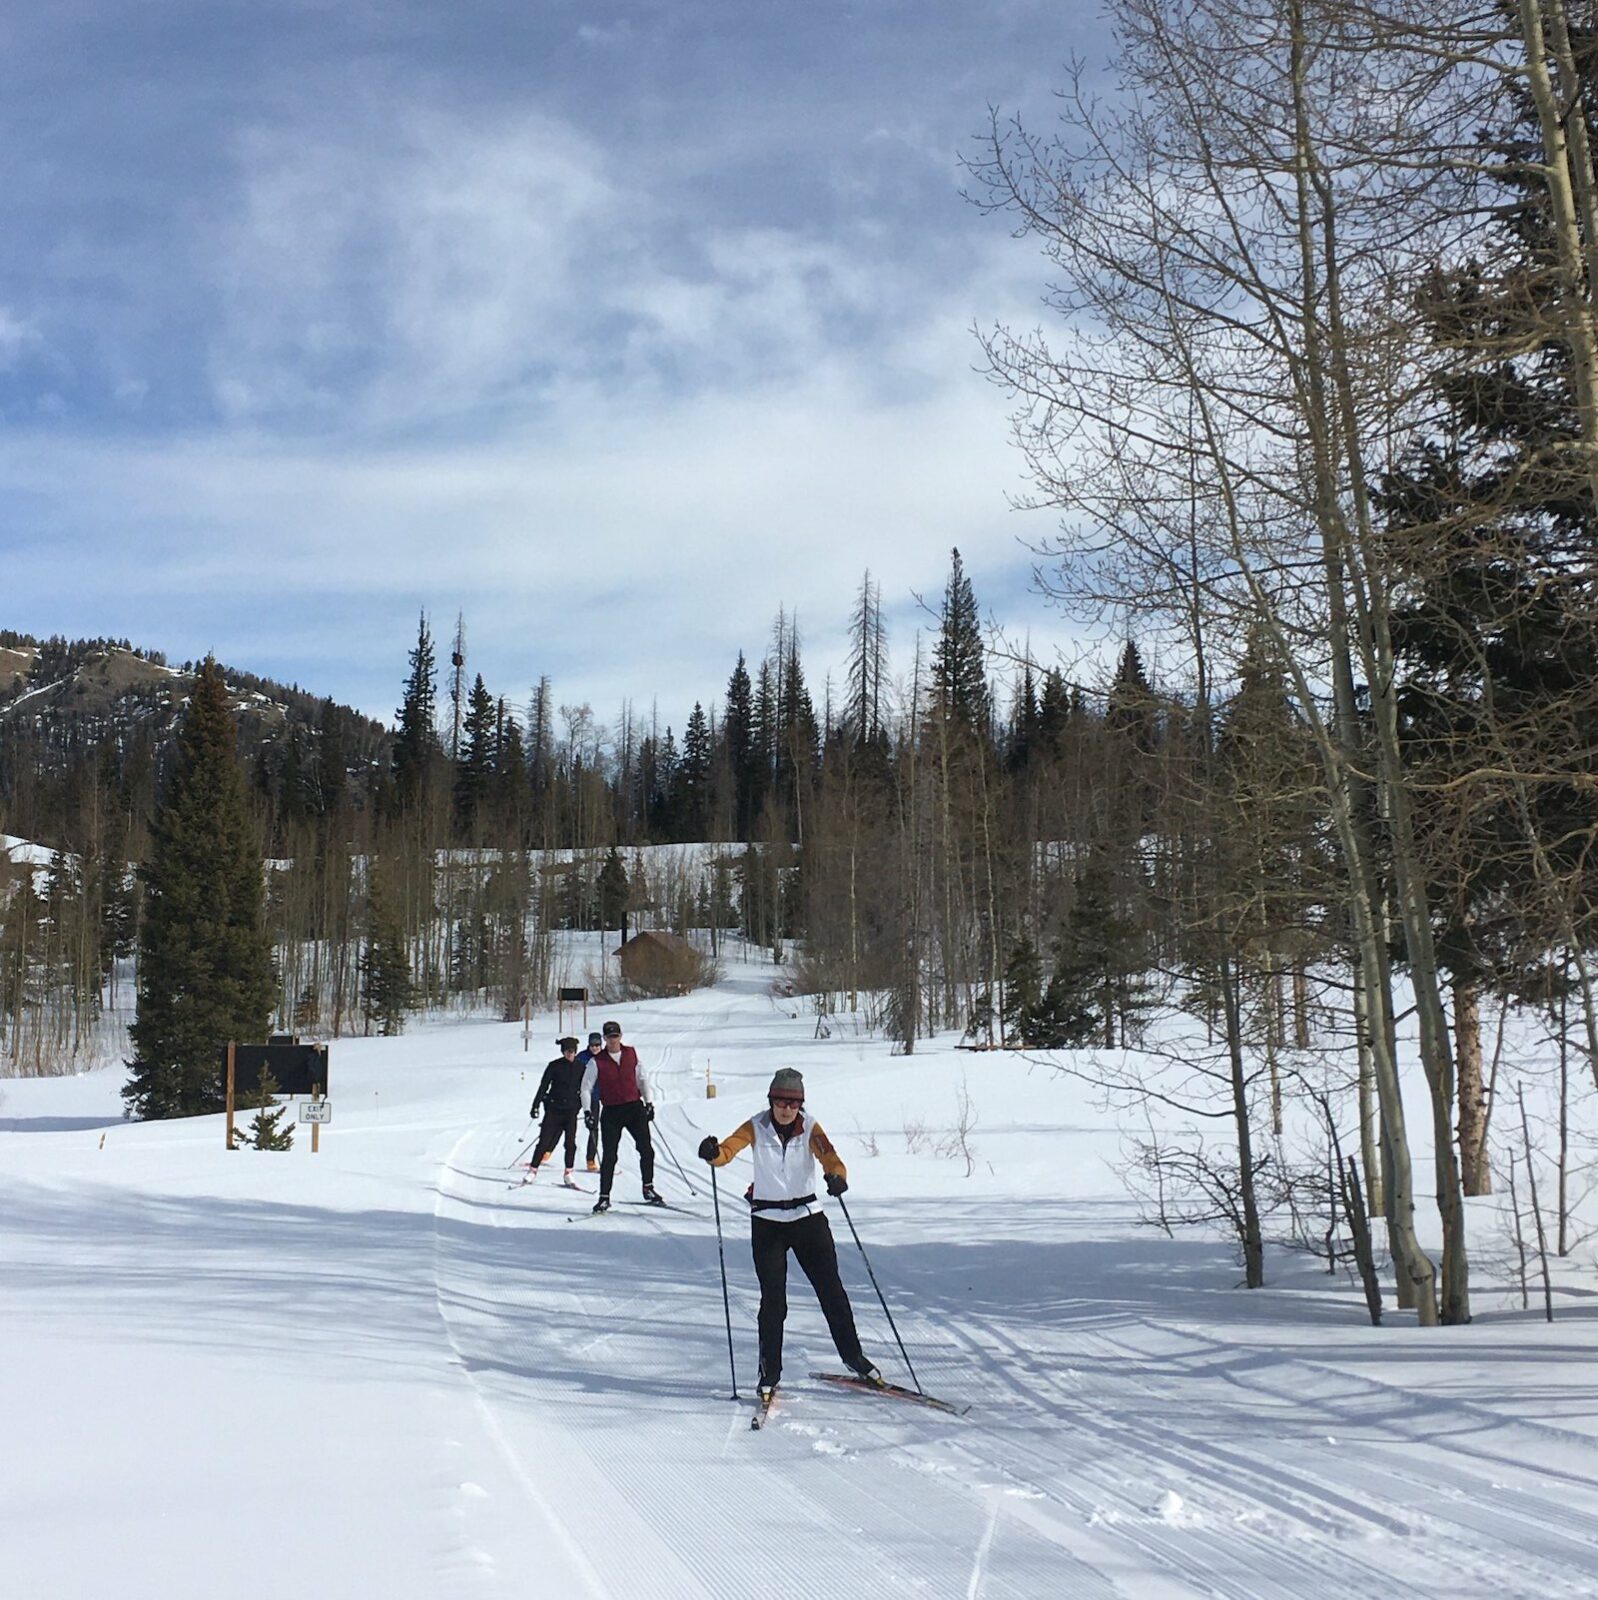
[595,1044,642,1105]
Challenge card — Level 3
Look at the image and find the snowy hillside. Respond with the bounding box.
[3,959,1598,1599]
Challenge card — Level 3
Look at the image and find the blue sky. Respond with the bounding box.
[0,1,1103,728]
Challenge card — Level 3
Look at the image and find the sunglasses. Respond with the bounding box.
[770,1094,803,1107]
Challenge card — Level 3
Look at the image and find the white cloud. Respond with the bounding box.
[0,335,1082,723]
[576,20,633,47]
[0,307,40,369]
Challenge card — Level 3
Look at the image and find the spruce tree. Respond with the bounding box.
[453,673,496,837]
[724,653,756,836]
[238,1066,295,1150]
[391,612,439,815]
[930,548,990,732]
[679,703,712,839]
[999,934,1043,1045]
[361,856,412,1035]
[597,846,630,930]
[124,657,275,1120]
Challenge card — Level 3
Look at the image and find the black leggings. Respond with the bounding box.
[751,1211,866,1388]
[599,1101,655,1196]
[532,1107,580,1168]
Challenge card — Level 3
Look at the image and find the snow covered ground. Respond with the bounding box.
[4,951,1598,1598]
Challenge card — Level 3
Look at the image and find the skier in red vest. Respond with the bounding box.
[580,1019,661,1213]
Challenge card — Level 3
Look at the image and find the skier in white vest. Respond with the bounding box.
[698,1067,881,1401]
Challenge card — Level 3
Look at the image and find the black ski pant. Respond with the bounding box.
[585,1105,602,1165]
[751,1211,866,1388]
[532,1107,580,1169]
[599,1101,655,1197]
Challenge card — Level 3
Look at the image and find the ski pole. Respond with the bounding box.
[710,1162,740,1399]
[653,1124,701,1197]
[507,1124,538,1168]
[836,1192,922,1394]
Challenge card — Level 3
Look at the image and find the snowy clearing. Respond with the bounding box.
[3,958,1598,1599]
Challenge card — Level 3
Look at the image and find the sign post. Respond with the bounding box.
[558,986,588,1037]
[220,1040,329,1152]
[225,1041,237,1149]
[299,1087,330,1152]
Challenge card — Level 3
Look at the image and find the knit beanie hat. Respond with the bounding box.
[767,1068,805,1101]
[556,1036,579,1050]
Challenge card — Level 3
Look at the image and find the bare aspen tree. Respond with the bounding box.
[968,0,1512,1319]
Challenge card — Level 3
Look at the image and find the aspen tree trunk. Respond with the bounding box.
[1220,947,1265,1286]
[1353,959,1385,1221]
[1290,1,1457,1319]
[1455,980,1491,1196]
[978,749,1000,1048]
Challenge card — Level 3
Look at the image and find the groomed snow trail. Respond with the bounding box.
[7,953,1598,1598]
[423,970,1598,1599]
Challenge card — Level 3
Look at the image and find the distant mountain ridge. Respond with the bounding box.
[0,630,391,850]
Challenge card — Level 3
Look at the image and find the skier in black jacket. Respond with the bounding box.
[525,1037,588,1187]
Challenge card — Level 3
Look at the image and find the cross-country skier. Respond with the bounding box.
[698,1068,880,1403]
[525,1037,588,1186]
[580,1019,662,1213]
[575,1029,605,1172]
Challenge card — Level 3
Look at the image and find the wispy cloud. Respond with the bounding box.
[0,0,1098,720]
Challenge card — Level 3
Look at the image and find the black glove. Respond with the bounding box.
[583,1111,596,1131]
[530,1103,542,1121]
[825,1172,848,1197]
[644,1102,656,1122]
[698,1136,720,1162]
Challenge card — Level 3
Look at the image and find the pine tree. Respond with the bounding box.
[237,1065,295,1150]
[999,933,1043,1045]
[597,846,630,930]
[392,613,439,814]
[453,673,496,837]
[679,703,712,839]
[930,548,990,733]
[124,658,275,1120]
[724,653,757,837]
[361,856,412,1036]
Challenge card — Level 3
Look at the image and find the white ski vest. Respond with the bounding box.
[747,1109,828,1223]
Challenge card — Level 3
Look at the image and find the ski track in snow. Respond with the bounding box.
[10,955,1598,1598]
[427,978,1598,1600]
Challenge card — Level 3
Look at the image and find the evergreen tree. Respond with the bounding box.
[124,658,275,1120]
[237,1066,295,1150]
[453,673,496,837]
[361,856,412,1036]
[679,703,712,839]
[930,548,990,732]
[597,846,630,929]
[724,653,757,837]
[1106,640,1161,830]
[493,711,526,841]
[392,613,439,814]
[1036,668,1074,755]
[999,933,1043,1044]
[1379,87,1598,997]
[751,657,777,820]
